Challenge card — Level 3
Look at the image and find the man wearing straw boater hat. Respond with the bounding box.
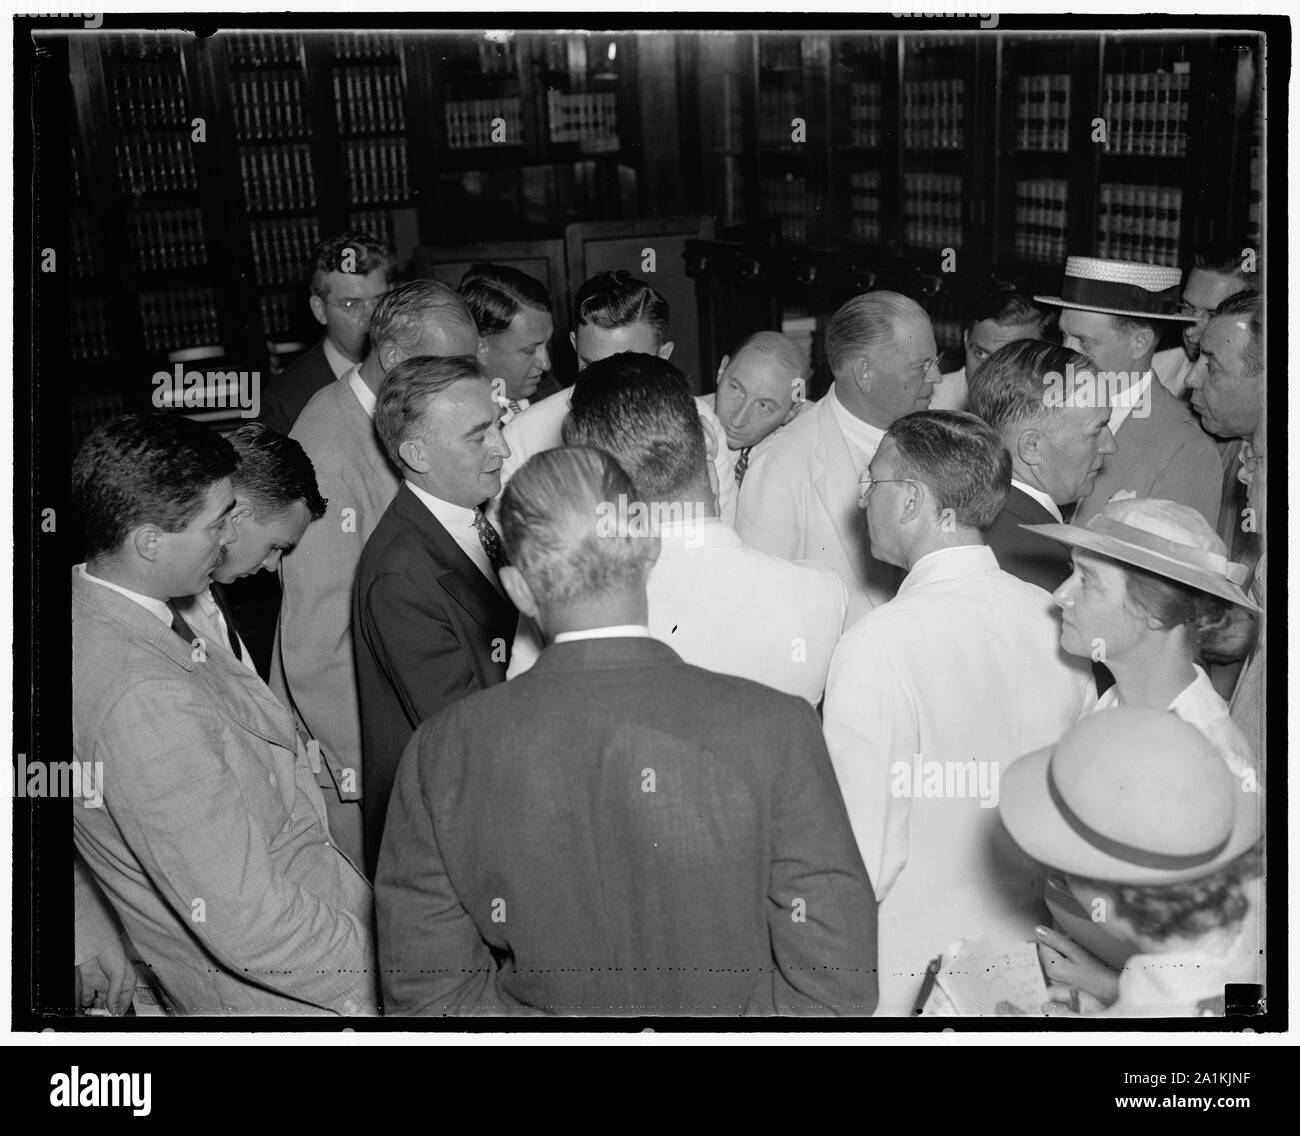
[1036,257,1222,529]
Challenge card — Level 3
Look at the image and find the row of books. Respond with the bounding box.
[104,33,180,61]
[902,79,966,150]
[72,298,113,363]
[547,91,619,146]
[931,312,964,354]
[1015,74,1072,152]
[332,32,401,60]
[848,82,884,149]
[848,170,883,243]
[903,172,963,248]
[232,72,307,140]
[759,86,804,148]
[108,64,188,131]
[344,140,411,204]
[139,287,221,352]
[477,38,519,76]
[761,174,813,244]
[249,218,320,286]
[1096,183,1184,267]
[129,207,208,272]
[904,35,964,53]
[1101,70,1191,157]
[836,36,890,60]
[225,32,299,68]
[1014,178,1070,262]
[115,137,197,195]
[334,66,406,135]
[240,145,317,212]
[71,215,98,278]
[445,98,524,150]
[349,209,395,246]
[260,291,301,339]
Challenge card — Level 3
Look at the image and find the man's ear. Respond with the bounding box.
[476,337,492,369]
[130,524,163,564]
[309,295,328,329]
[568,330,577,352]
[853,355,872,395]
[398,437,429,476]
[229,500,256,529]
[657,340,675,362]
[1130,324,1155,361]
[499,565,538,621]
[378,341,404,374]
[714,354,730,386]
[897,479,925,526]
[1017,428,1043,469]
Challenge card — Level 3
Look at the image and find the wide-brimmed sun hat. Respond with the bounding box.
[1035,256,1197,322]
[1020,496,1260,613]
[1000,708,1260,885]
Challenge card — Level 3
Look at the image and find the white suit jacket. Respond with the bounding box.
[508,517,848,704]
[822,544,1094,1015]
[735,392,903,626]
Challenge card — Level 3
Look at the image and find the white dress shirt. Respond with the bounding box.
[493,393,531,426]
[695,395,740,525]
[553,625,652,644]
[1106,936,1243,1017]
[509,516,848,704]
[1153,345,1195,400]
[323,336,357,382]
[500,387,573,485]
[174,588,256,672]
[404,480,503,595]
[826,385,886,466]
[1106,370,1153,437]
[348,364,376,418]
[822,543,1094,1015]
[930,365,968,413]
[75,564,171,627]
[1010,477,1064,523]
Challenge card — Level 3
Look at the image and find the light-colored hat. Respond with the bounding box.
[1000,708,1260,885]
[1035,256,1196,322]
[1020,497,1260,613]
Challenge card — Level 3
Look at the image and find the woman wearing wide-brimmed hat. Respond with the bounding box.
[999,708,1261,1016]
[1016,495,1263,1005]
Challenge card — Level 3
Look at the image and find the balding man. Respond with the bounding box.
[735,291,938,622]
[698,331,807,524]
[274,280,481,865]
[376,446,878,1016]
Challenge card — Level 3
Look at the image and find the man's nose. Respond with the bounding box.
[219,517,238,546]
[262,549,283,572]
[1099,426,1118,455]
[1063,335,1083,353]
[537,344,551,372]
[1051,582,1073,610]
[1185,357,1205,389]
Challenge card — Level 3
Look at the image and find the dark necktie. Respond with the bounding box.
[734,446,753,486]
[473,507,508,571]
[508,399,522,416]
[209,584,244,661]
[165,600,200,647]
[1060,501,1077,524]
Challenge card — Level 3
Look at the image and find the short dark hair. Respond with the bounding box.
[73,413,238,559]
[573,270,670,346]
[309,231,396,298]
[1193,237,1261,284]
[968,289,1056,338]
[1078,845,1261,944]
[374,354,483,467]
[884,410,1011,531]
[969,340,1095,432]
[459,263,553,336]
[368,279,478,356]
[500,445,655,615]
[561,353,705,503]
[226,423,327,521]
[1213,289,1263,378]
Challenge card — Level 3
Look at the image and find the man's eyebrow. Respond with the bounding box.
[461,418,495,438]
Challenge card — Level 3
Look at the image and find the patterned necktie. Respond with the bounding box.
[473,507,509,571]
[734,446,753,486]
[508,399,522,416]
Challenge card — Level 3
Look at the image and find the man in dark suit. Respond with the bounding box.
[261,231,395,435]
[353,355,517,875]
[376,445,879,1016]
[969,340,1118,593]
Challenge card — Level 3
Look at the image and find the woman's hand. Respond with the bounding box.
[1035,925,1121,1005]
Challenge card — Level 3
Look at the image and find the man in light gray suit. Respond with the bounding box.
[274,281,480,865]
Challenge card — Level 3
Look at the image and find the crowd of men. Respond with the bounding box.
[71,229,1266,1018]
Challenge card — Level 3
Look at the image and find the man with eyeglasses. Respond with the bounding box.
[1153,238,1261,400]
[261,231,396,436]
[735,290,939,624]
[822,410,1094,1016]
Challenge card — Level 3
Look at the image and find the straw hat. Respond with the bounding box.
[1000,708,1260,885]
[1035,256,1196,322]
[1020,497,1260,613]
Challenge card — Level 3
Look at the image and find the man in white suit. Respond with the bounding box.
[735,291,939,625]
[274,281,480,865]
[822,410,1093,1015]
[507,353,846,704]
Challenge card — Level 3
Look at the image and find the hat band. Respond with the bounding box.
[1060,275,1182,316]
[1047,764,1229,873]
[1088,516,1251,586]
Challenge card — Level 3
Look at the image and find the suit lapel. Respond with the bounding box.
[1004,486,1055,525]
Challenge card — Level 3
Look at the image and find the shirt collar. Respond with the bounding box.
[404,480,479,531]
[1011,478,1064,523]
[553,625,652,644]
[348,364,376,418]
[323,336,356,381]
[828,386,886,459]
[899,544,999,595]
[1107,370,1153,436]
[655,514,734,547]
[76,563,173,627]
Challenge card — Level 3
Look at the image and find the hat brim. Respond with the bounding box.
[1033,294,1198,322]
[1019,522,1262,614]
[999,743,1261,886]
